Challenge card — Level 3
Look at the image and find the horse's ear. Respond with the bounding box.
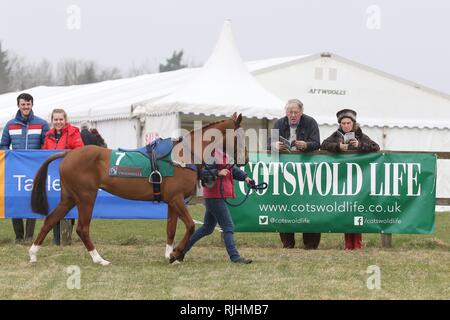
[231,112,237,121]
[236,113,243,126]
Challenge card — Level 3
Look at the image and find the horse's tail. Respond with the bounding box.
[31,152,69,215]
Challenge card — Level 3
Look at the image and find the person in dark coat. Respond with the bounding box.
[80,122,107,147]
[90,128,107,148]
[321,108,380,250]
[80,122,96,145]
[269,99,321,250]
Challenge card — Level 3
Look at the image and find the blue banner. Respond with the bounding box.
[1,150,168,219]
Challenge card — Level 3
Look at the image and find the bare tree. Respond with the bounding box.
[57,59,124,85]
[98,66,122,81]
[31,59,54,86]
[186,56,203,68]
[8,53,34,91]
[57,58,83,85]
[0,43,197,94]
[127,60,156,77]
[0,41,11,93]
[7,53,55,90]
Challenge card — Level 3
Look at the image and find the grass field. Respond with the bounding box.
[0,205,449,300]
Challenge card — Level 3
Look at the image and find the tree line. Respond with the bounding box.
[0,41,189,94]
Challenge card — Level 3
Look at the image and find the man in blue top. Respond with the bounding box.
[1,93,49,243]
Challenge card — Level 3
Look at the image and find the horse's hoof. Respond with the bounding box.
[93,258,111,266]
[99,260,111,266]
[169,253,184,264]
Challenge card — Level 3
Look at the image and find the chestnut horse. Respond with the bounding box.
[29,113,246,265]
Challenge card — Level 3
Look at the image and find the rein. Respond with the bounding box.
[218,164,268,207]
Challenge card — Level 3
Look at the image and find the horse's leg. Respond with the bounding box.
[165,206,178,259]
[75,196,110,266]
[29,197,75,263]
[169,195,195,263]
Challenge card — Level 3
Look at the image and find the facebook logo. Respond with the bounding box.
[354,216,364,226]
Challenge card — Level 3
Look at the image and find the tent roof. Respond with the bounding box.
[0,69,196,124]
[146,20,285,120]
[250,52,450,101]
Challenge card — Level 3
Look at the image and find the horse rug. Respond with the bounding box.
[109,150,173,178]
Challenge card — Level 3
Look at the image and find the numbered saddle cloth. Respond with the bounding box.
[109,150,173,178]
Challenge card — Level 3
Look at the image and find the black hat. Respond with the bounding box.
[336,109,357,123]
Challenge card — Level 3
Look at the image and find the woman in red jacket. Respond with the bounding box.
[43,109,84,245]
[43,109,84,150]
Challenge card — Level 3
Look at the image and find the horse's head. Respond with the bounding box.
[231,113,248,166]
[178,112,249,166]
[216,112,248,166]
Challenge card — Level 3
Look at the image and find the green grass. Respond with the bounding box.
[0,206,449,299]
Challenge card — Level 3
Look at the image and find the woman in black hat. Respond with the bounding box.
[321,108,380,249]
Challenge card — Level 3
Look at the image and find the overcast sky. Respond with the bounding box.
[1,0,449,94]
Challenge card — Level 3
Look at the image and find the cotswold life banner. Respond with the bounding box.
[0,150,167,219]
[230,152,436,234]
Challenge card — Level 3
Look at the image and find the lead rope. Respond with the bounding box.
[219,175,268,207]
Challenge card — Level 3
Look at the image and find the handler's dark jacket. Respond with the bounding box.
[321,126,380,153]
[269,114,320,151]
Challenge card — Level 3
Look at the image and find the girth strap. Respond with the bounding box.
[149,149,162,202]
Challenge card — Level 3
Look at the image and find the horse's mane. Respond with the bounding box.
[202,119,228,130]
[186,119,233,137]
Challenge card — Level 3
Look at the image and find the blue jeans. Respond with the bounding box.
[184,198,241,261]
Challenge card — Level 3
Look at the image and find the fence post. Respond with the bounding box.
[60,219,72,246]
[381,233,392,248]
